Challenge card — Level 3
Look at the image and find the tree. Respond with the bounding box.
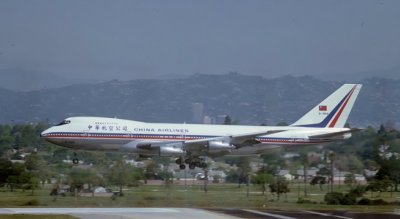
[366,177,393,198]
[375,157,400,191]
[106,158,143,195]
[310,176,326,191]
[335,155,363,173]
[225,169,239,183]
[364,159,379,171]
[317,167,330,177]
[158,170,173,187]
[6,162,35,192]
[66,167,104,196]
[344,173,356,188]
[25,154,49,187]
[0,125,13,156]
[300,153,309,196]
[275,122,288,126]
[0,158,12,186]
[251,172,274,196]
[269,176,290,201]
[223,115,232,125]
[67,168,91,193]
[144,160,161,180]
[328,152,336,192]
[236,157,251,188]
[260,153,285,172]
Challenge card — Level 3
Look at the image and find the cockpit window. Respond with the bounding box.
[56,120,71,126]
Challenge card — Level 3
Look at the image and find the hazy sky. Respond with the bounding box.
[0,0,399,81]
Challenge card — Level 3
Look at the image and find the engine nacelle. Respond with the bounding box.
[120,141,139,152]
[343,133,352,139]
[159,143,186,157]
[207,141,235,153]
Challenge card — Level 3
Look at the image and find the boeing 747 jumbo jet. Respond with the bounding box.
[41,84,362,169]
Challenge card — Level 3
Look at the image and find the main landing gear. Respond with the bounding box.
[176,157,207,170]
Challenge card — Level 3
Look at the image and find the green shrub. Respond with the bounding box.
[370,199,388,205]
[341,193,357,205]
[358,198,371,205]
[349,185,367,197]
[23,199,39,206]
[324,192,344,205]
[297,197,314,204]
[144,196,162,201]
[357,198,389,205]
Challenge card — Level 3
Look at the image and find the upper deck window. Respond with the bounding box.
[56,120,71,126]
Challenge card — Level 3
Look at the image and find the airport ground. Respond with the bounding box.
[2,208,400,219]
[1,183,400,218]
[0,183,398,210]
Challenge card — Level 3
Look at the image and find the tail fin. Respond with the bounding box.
[290,84,362,128]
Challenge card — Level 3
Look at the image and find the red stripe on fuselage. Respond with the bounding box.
[45,134,329,145]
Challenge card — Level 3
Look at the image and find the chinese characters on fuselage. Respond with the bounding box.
[87,124,189,133]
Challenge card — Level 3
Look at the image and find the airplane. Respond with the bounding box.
[41,84,362,169]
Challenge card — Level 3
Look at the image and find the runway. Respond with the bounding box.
[0,208,240,219]
[2,208,400,219]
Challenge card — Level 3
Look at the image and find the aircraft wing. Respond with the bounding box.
[189,130,284,146]
[125,130,285,156]
[183,130,285,155]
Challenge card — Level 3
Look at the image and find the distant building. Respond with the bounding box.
[277,169,294,180]
[216,115,228,124]
[332,171,367,185]
[283,152,300,159]
[307,152,324,163]
[10,160,25,164]
[364,169,378,179]
[296,167,319,180]
[192,103,204,123]
[203,115,215,124]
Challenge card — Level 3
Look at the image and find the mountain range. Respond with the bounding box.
[0,72,398,128]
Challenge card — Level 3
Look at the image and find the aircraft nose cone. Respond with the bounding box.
[40,130,49,138]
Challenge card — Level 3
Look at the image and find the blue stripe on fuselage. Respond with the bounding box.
[44,132,328,144]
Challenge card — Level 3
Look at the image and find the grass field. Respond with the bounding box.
[0,182,399,213]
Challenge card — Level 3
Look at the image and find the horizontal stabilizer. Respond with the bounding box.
[308,128,362,140]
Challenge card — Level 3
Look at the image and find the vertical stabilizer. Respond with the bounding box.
[290,84,362,128]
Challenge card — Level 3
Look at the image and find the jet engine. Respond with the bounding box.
[120,141,140,152]
[159,143,186,157]
[207,141,235,153]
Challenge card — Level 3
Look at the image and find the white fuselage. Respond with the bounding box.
[41,117,349,156]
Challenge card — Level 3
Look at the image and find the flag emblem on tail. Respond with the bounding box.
[319,105,327,111]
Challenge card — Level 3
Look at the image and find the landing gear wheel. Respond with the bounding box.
[72,158,79,164]
[175,158,182,165]
[189,163,196,170]
[179,164,186,170]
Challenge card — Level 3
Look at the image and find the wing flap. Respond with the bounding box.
[183,130,285,154]
[308,128,362,140]
[229,130,285,146]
